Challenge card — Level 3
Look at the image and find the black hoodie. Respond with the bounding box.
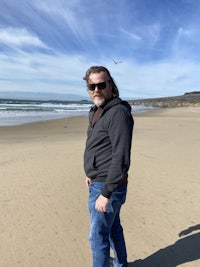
[84,97,134,198]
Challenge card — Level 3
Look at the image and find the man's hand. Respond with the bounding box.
[85,177,91,188]
[95,194,109,212]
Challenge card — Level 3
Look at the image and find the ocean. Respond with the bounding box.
[0,99,155,126]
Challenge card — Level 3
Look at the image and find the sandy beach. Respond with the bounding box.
[0,107,200,267]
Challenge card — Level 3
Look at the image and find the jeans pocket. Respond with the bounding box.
[88,183,103,212]
[112,188,127,205]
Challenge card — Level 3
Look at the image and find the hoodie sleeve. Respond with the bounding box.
[101,106,134,198]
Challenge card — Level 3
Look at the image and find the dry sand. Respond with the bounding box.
[0,107,200,267]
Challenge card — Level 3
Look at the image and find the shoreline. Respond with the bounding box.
[0,100,156,127]
[0,106,163,128]
[0,106,200,266]
[0,105,200,129]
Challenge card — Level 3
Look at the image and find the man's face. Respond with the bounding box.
[88,71,112,107]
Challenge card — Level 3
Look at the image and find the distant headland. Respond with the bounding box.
[129,91,200,107]
[0,92,200,108]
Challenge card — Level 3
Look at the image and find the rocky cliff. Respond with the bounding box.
[129,92,200,107]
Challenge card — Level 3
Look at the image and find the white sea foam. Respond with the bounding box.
[0,101,155,126]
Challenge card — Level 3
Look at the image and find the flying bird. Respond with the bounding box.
[112,59,123,64]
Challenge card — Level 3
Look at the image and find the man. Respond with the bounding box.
[83,66,134,267]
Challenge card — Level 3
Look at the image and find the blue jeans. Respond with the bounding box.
[88,182,128,267]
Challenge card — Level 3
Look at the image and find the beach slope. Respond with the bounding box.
[0,108,200,266]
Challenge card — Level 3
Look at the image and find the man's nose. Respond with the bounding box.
[94,85,100,92]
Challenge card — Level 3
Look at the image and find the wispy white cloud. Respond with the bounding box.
[178,27,193,37]
[0,50,90,96]
[121,28,142,42]
[0,27,48,48]
[33,0,95,44]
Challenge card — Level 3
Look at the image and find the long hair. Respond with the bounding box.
[83,66,119,98]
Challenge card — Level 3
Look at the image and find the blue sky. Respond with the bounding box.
[1,0,200,100]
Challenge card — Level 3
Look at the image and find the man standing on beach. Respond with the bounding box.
[83,66,134,267]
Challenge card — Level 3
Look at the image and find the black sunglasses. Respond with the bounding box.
[87,81,108,91]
